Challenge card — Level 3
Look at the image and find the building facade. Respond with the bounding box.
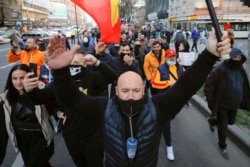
[18,0,51,30]
[0,0,22,27]
[48,0,86,28]
[169,0,250,32]
[0,0,87,31]
[134,0,249,38]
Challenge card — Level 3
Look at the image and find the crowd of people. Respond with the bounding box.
[1,21,248,167]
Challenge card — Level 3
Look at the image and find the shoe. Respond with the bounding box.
[207,117,216,132]
[220,149,229,160]
[166,146,175,161]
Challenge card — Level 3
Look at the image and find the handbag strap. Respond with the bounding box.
[169,70,178,80]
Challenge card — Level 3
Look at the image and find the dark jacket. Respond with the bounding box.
[105,57,143,78]
[80,42,95,54]
[105,56,143,97]
[52,49,219,166]
[204,57,247,113]
[26,62,116,166]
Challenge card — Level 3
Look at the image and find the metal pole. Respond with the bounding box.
[74,4,79,44]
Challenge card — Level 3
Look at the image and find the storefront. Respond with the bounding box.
[0,6,22,27]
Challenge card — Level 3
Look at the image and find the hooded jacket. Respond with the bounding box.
[204,48,247,112]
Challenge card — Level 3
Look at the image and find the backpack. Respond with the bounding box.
[156,23,163,32]
[175,31,185,44]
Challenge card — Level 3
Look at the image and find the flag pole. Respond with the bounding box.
[74,4,79,44]
[205,0,230,60]
[205,0,221,42]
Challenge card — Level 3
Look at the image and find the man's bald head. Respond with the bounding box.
[116,71,144,100]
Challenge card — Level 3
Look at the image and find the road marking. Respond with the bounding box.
[0,62,17,69]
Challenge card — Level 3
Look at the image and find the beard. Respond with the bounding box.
[24,46,31,51]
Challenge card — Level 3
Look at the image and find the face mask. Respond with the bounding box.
[69,65,85,80]
[134,45,141,54]
[117,96,146,117]
[119,52,130,60]
[114,43,120,47]
[166,60,176,66]
[134,45,141,50]
[83,37,88,43]
[228,59,243,68]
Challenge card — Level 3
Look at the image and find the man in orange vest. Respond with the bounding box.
[7,38,44,76]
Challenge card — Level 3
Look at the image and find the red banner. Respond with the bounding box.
[72,0,121,43]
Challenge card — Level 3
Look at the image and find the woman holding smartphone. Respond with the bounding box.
[0,64,54,167]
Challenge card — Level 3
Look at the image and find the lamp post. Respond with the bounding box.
[27,13,30,30]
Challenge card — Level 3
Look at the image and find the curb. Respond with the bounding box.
[191,94,250,157]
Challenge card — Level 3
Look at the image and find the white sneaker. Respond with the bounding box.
[166,146,175,161]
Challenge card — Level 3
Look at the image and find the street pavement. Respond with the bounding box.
[2,102,249,167]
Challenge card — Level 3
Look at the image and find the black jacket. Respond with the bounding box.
[26,62,116,166]
[204,59,248,112]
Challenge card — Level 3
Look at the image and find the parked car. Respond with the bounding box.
[21,29,50,51]
[62,29,71,38]
[49,28,61,36]
[0,36,11,44]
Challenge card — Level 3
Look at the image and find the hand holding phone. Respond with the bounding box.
[29,63,37,78]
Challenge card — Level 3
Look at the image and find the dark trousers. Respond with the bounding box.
[64,133,104,167]
[174,42,180,53]
[217,108,237,149]
[68,145,103,167]
[71,35,76,44]
[163,121,172,146]
[156,88,172,146]
[15,130,54,167]
[191,39,198,52]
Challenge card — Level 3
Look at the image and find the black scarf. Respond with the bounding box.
[116,95,148,118]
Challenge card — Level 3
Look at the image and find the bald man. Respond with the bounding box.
[25,29,231,166]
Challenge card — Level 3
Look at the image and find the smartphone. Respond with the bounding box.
[29,63,37,78]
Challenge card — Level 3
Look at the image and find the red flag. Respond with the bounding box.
[72,0,121,43]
